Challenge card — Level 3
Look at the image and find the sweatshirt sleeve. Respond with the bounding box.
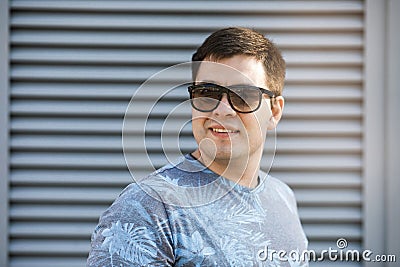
[87,183,174,267]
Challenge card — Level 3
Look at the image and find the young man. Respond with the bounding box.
[88,27,308,266]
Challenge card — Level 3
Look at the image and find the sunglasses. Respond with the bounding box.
[188,82,275,113]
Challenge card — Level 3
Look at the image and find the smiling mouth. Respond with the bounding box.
[211,128,239,133]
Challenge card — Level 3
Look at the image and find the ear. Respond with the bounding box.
[267,96,284,130]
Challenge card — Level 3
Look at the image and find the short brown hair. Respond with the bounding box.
[192,27,286,96]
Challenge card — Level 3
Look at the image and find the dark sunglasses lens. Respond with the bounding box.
[191,86,221,111]
[229,87,261,112]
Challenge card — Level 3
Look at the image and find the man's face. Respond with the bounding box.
[191,55,276,163]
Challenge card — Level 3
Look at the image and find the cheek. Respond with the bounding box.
[191,113,206,135]
[191,118,200,131]
[258,100,273,127]
[240,108,271,137]
[239,116,263,138]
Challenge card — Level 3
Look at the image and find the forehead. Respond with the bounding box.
[196,55,267,87]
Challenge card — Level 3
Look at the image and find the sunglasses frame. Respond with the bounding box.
[188,82,275,113]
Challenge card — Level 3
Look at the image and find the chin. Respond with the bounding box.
[215,150,246,161]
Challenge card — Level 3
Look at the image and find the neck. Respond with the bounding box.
[192,149,262,188]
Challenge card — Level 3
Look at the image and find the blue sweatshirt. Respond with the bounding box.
[87,154,308,266]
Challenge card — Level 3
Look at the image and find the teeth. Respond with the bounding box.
[212,128,236,133]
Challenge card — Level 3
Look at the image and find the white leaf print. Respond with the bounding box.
[101,220,157,265]
[219,237,253,267]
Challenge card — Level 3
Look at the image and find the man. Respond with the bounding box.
[88,27,308,266]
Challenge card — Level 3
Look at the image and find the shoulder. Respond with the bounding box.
[88,182,174,265]
[268,175,295,199]
[259,169,295,199]
[263,174,299,212]
[107,181,167,218]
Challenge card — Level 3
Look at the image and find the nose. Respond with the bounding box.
[212,93,236,116]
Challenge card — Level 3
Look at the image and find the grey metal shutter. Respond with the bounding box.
[8,1,364,266]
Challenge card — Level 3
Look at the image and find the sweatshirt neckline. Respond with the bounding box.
[185,153,268,194]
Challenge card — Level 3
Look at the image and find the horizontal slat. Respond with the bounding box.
[10,169,132,186]
[285,84,362,101]
[11,99,131,117]
[308,240,362,253]
[10,152,130,169]
[284,102,362,118]
[282,49,363,66]
[11,135,125,151]
[10,47,363,66]
[272,154,361,171]
[10,117,362,136]
[10,99,362,119]
[10,135,196,152]
[10,152,361,170]
[10,204,109,221]
[10,83,363,102]
[10,135,123,151]
[286,67,362,83]
[11,65,172,82]
[10,99,186,117]
[10,240,89,256]
[10,65,363,83]
[11,82,138,99]
[10,82,189,100]
[294,188,361,206]
[303,223,361,239]
[299,207,362,223]
[278,119,362,136]
[11,47,192,65]
[10,187,121,204]
[11,117,124,134]
[11,221,362,240]
[10,257,86,267]
[9,204,362,223]
[11,12,363,31]
[274,171,362,188]
[273,32,363,49]
[10,222,95,238]
[276,136,362,153]
[9,185,363,207]
[10,135,361,153]
[11,1,364,13]
[11,30,363,49]
[10,169,361,189]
